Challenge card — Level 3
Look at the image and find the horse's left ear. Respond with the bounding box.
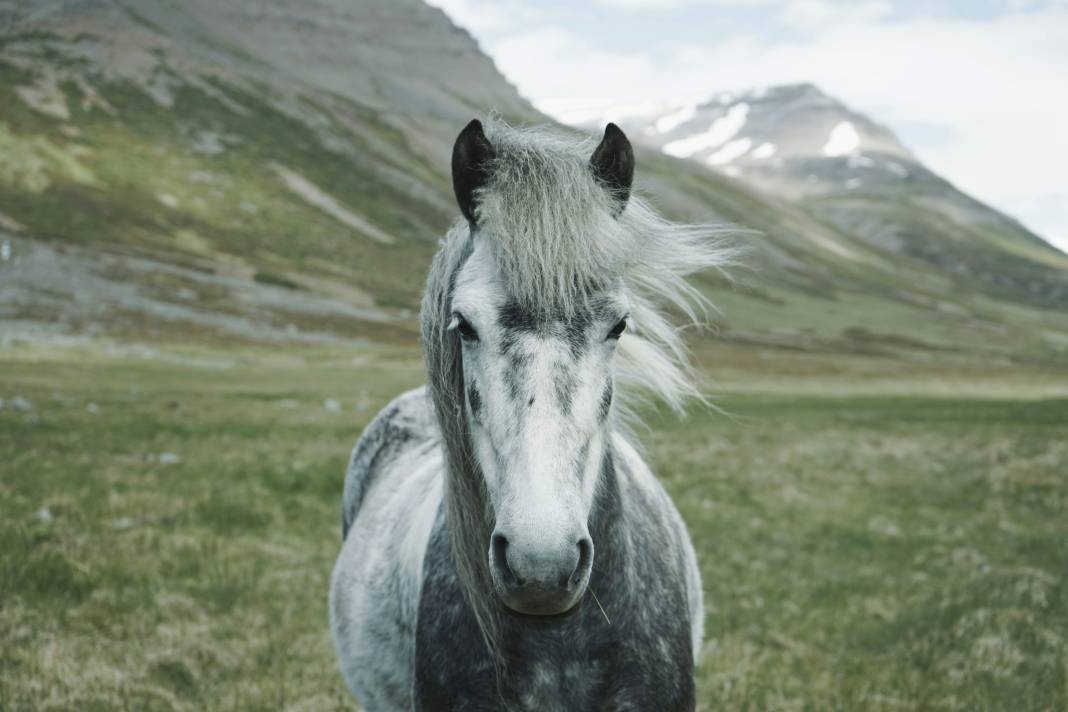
[452,119,495,226]
[590,123,634,214]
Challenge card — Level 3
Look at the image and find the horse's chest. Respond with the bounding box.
[415,620,609,711]
[416,618,692,711]
[502,628,616,708]
[415,582,693,711]
[510,658,602,710]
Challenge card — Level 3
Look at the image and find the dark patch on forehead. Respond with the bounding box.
[561,310,592,360]
[467,382,482,425]
[497,296,621,360]
[497,299,543,335]
[554,362,577,416]
[497,329,520,358]
[509,349,529,381]
[503,351,530,404]
[499,298,620,330]
[597,380,613,421]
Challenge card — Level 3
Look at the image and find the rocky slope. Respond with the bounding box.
[0,0,538,344]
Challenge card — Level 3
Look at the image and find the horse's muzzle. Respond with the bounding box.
[489,531,594,615]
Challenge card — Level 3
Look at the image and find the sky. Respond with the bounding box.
[426,0,1068,252]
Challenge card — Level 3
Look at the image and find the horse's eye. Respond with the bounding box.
[607,318,627,340]
[456,317,479,342]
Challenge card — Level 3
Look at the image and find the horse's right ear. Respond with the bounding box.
[590,123,634,215]
[452,119,495,225]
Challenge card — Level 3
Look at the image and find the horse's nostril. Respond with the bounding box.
[492,533,520,587]
[568,537,593,588]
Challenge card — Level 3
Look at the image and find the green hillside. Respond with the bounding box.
[2,0,1067,366]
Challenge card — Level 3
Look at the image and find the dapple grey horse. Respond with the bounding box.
[331,119,730,710]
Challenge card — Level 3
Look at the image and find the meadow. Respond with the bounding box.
[1,339,1066,710]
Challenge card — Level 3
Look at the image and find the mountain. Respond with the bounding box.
[570,84,913,187]
[2,1,1067,366]
[561,84,1068,309]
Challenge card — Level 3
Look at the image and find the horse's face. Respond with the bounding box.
[451,238,627,616]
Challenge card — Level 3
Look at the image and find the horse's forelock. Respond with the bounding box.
[476,122,631,317]
[472,119,738,412]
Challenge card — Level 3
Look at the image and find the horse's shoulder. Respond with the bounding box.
[611,431,704,662]
[610,433,670,505]
[341,386,438,538]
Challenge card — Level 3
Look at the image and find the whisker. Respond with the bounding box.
[589,586,611,625]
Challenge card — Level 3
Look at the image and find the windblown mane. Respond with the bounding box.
[420,120,734,665]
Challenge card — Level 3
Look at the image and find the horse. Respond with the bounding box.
[330,118,731,710]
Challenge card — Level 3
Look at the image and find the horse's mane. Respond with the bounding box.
[420,119,734,666]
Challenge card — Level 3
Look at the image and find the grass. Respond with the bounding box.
[1,340,1066,710]
[658,395,1068,710]
[0,342,422,710]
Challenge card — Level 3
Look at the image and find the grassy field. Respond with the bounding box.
[1,340,1066,710]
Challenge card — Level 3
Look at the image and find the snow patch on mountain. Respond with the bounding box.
[885,161,909,178]
[822,121,860,157]
[707,137,753,165]
[848,153,875,168]
[653,104,697,134]
[752,142,776,159]
[663,103,749,158]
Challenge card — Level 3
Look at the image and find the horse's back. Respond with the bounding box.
[331,386,444,711]
[340,386,438,538]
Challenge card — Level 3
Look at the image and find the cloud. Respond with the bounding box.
[492,27,667,106]
[478,4,1068,249]
[778,0,893,30]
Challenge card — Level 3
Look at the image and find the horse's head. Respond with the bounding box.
[445,120,635,616]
